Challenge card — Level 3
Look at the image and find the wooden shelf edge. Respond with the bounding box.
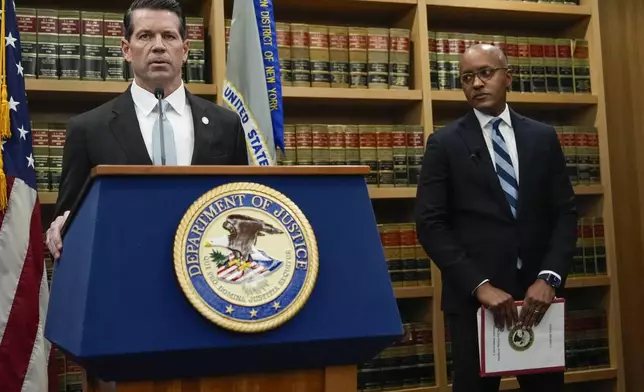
[369,187,417,199]
[38,192,58,205]
[426,0,592,16]
[431,90,598,105]
[283,86,422,101]
[498,367,617,390]
[25,79,217,96]
[394,286,434,299]
[357,0,417,4]
[39,184,603,204]
[565,275,610,288]
[389,387,438,392]
[369,186,599,199]
[574,185,603,195]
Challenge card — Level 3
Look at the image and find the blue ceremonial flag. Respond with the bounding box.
[223,0,284,166]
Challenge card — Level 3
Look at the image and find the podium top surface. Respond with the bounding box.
[90,165,370,177]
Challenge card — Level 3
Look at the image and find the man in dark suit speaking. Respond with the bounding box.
[45,0,248,259]
[414,44,576,392]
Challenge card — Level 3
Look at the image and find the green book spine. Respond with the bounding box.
[81,11,104,80]
[276,22,292,87]
[563,125,578,185]
[587,126,601,184]
[435,32,450,90]
[329,26,349,88]
[582,217,595,274]
[58,10,81,80]
[311,124,330,165]
[376,125,394,187]
[16,8,38,78]
[32,122,50,192]
[505,36,521,92]
[103,13,126,81]
[573,39,592,93]
[529,37,547,93]
[575,125,591,185]
[518,36,532,93]
[406,125,424,186]
[328,125,346,165]
[49,123,66,192]
[36,9,59,79]
[294,124,312,165]
[344,125,360,165]
[428,31,438,90]
[556,38,574,93]
[367,28,389,90]
[392,125,408,187]
[544,38,559,93]
[359,125,378,185]
[593,217,606,274]
[281,124,296,166]
[388,28,410,90]
[186,17,206,83]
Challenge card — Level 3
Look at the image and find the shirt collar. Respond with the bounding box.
[130,78,186,116]
[473,103,512,130]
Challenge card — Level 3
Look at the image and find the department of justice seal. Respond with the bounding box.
[173,182,318,333]
[508,325,534,352]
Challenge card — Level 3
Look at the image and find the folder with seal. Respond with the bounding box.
[477,298,566,377]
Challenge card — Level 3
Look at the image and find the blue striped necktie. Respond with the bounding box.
[491,118,519,217]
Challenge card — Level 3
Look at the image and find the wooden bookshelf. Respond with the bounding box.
[394,286,434,299]
[29,0,622,391]
[426,0,592,22]
[431,90,599,106]
[25,79,217,96]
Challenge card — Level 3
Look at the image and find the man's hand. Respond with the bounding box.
[475,282,518,331]
[519,279,555,329]
[46,210,70,260]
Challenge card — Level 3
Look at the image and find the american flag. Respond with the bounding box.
[0,1,55,391]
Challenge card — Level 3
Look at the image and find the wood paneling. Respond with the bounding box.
[108,367,357,392]
[598,0,644,390]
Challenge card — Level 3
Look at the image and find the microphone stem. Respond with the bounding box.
[158,98,166,166]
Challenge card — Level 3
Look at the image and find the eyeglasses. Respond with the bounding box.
[459,67,508,85]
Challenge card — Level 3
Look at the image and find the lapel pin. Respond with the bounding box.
[202,117,209,125]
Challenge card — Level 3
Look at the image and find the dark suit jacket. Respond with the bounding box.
[53,86,248,218]
[414,108,577,314]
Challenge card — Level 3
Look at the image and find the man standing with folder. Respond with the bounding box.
[414,43,577,392]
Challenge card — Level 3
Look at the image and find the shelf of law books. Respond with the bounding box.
[15,6,213,100]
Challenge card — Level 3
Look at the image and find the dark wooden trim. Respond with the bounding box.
[90,165,370,178]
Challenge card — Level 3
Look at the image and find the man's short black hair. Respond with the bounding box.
[123,0,186,41]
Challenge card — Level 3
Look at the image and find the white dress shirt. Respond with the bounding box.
[470,104,561,294]
[130,78,195,165]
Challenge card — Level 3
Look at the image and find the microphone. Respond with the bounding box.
[154,87,166,166]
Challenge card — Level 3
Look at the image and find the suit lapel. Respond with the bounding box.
[510,109,535,218]
[110,87,152,165]
[187,92,211,165]
[457,110,514,220]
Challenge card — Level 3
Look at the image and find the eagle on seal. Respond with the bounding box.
[222,214,283,263]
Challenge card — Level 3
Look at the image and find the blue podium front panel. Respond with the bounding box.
[45,173,403,381]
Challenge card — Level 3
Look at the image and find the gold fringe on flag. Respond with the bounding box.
[0,0,8,211]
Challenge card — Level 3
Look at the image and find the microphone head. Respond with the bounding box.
[154,87,164,99]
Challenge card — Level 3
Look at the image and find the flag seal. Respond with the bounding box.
[173,182,318,333]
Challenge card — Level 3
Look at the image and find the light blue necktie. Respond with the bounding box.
[152,100,177,165]
[491,118,518,218]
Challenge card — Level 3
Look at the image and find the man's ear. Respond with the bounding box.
[182,39,190,64]
[121,38,132,62]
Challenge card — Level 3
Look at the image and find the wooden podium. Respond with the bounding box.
[46,166,402,392]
